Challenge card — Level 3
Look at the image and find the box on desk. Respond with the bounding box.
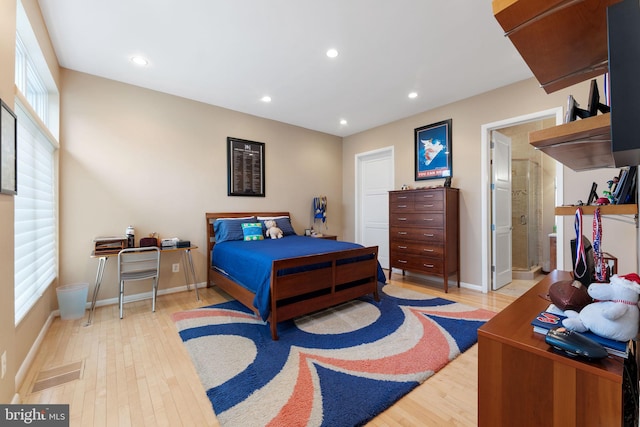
[93,237,127,254]
[160,238,190,248]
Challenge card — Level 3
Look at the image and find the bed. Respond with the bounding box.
[206,212,385,339]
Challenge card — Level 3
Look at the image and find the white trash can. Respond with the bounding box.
[56,283,89,320]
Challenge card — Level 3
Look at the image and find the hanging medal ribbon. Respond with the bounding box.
[574,207,588,280]
[593,207,605,282]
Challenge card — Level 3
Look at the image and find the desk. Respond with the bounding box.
[86,246,199,325]
[478,270,628,426]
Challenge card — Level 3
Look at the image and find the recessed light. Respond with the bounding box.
[326,49,339,58]
[261,95,272,103]
[408,92,418,99]
[339,119,348,125]
[130,56,149,66]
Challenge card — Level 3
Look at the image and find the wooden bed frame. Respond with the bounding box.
[206,212,380,340]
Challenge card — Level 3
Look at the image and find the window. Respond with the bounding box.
[15,36,48,126]
[14,100,57,323]
[14,1,59,324]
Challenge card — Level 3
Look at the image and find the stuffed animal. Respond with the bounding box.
[562,273,640,342]
[264,219,283,239]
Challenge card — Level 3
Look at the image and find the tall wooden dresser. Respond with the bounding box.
[388,187,460,292]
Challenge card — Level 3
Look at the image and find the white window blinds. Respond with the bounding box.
[14,99,57,324]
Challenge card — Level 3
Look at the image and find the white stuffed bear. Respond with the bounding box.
[562,273,640,342]
[264,219,283,239]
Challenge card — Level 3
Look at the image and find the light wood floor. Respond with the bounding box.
[19,273,526,427]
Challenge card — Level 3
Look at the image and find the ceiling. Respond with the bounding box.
[37,0,533,137]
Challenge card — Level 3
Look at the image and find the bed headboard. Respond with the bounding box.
[205,212,291,275]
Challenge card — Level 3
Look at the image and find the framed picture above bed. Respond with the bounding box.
[414,119,452,181]
[227,137,265,197]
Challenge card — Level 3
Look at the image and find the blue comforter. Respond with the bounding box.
[212,235,386,320]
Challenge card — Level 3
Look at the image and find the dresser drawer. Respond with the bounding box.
[414,199,444,211]
[390,192,415,212]
[414,190,443,202]
[390,227,444,243]
[390,241,444,257]
[390,253,444,275]
[389,213,444,228]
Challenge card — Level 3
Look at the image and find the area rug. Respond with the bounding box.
[172,284,494,427]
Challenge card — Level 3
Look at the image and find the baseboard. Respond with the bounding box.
[51,281,207,315]
[388,268,480,292]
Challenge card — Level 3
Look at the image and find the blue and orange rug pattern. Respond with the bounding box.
[172,284,494,427]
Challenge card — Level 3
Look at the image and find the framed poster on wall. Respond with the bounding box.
[414,119,452,181]
[227,137,265,197]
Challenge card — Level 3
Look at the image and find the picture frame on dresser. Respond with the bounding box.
[414,118,452,181]
[227,136,265,197]
[0,99,17,196]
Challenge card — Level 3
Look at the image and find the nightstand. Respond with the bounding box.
[310,234,337,240]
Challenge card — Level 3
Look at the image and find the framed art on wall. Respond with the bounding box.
[414,119,452,181]
[0,99,17,195]
[227,136,265,197]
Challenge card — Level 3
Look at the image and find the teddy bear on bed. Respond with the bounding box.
[264,219,283,239]
[562,273,640,342]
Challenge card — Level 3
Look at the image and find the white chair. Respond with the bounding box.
[117,247,161,318]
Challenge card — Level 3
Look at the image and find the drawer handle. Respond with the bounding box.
[423,249,434,252]
[398,232,408,235]
[398,217,407,221]
[423,218,434,221]
[398,196,408,199]
[398,246,407,249]
[423,195,434,198]
[423,204,434,208]
[397,204,408,208]
[424,233,434,237]
[424,264,435,268]
[398,260,408,264]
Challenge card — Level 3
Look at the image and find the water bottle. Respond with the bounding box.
[126,225,135,248]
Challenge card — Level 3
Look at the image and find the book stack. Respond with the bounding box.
[531,310,629,358]
[93,237,127,255]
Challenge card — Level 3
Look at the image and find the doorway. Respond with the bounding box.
[480,108,565,293]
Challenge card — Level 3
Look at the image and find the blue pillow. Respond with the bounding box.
[241,223,264,241]
[214,217,256,243]
[257,216,297,236]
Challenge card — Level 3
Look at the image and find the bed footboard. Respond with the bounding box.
[268,246,380,340]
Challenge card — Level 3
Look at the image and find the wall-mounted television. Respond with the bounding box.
[608,0,640,167]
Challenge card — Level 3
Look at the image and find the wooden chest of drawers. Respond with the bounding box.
[388,187,460,292]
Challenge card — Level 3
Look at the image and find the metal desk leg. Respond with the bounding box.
[181,251,191,291]
[182,249,200,301]
[85,256,108,326]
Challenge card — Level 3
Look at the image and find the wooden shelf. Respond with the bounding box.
[493,0,620,93]
[529,113,614,171]
[555,204,638,216]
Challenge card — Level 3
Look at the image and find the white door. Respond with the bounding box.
[356,147,393,269]
[492,131,513,290]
